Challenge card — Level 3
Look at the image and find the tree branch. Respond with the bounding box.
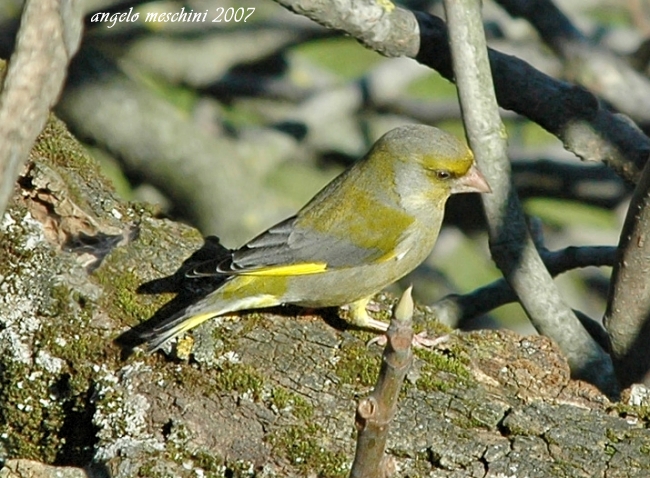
[605,152,650,388]
[433,245,616,331]
[441,0,617,397]
[494,0,650,124]
[0,0,82,219]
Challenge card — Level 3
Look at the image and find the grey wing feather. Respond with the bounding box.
[214,215,383,274]
[223,216,301,271]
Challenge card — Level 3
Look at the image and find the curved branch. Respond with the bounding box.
[442,0,616,396]
[605,156,650,388]
[495,0,650,124]
[432,245,616,327]
[273,0,650,183]
[0,0,82,219]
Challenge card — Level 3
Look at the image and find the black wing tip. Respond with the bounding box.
[113,332,144,360]
[114,327,171,359]
[120,235,232,359]
[188,256,231,277]
[187,238,235,277]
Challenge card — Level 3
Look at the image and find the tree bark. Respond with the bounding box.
[1,114,649,477]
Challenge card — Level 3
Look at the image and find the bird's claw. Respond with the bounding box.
[367,331,449,349]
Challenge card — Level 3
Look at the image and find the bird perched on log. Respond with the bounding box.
[126,124,490,352]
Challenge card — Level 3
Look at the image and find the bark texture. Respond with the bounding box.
[1,116,650,477]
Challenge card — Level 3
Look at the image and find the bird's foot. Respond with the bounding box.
[367,331,449,349]
[341,297,449,348]
[340,296,388,331]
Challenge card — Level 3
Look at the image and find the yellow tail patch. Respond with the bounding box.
[169,311,216,337]
[147,295,282,352]
[240,262,327,276]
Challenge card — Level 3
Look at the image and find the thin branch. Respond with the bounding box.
[604,154,650,388]
[442,0,617,397]
[511,159,630,209]
[432,245,616,327]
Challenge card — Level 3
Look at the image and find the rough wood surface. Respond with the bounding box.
[1,116,650,477]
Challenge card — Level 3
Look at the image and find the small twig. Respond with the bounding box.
[511,159,630,209]
[350,286,414,478]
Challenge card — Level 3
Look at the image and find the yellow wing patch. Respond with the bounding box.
[239,262,328,276]
[376,250,397,262]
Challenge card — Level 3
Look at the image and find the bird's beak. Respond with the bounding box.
[452,163,491,194]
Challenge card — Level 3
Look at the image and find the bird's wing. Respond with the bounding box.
[191,207,412,277]
[191,162,417,278]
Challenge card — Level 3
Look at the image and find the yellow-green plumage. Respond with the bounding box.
[135,125,490,352]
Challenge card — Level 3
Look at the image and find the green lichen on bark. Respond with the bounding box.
[268,423,349,477]
[413,343,474,393]
[334,337,381,387]
[0,200,86,462]
[0,114,163,465]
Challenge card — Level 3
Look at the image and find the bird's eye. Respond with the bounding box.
[435,170,451,180]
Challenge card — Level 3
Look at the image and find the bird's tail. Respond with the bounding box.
[117,288,282,354]
[139,309,219,353]
[114,292,233,355]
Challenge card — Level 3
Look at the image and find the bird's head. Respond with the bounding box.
[371,125,491,203]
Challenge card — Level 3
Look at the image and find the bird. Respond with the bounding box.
[131,124,490,352]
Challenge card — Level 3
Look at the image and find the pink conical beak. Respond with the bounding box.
[451,163,491,194]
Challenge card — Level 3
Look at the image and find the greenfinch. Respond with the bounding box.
[136,124,490,352]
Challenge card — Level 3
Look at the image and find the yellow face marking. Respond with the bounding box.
[239,262,328,276]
